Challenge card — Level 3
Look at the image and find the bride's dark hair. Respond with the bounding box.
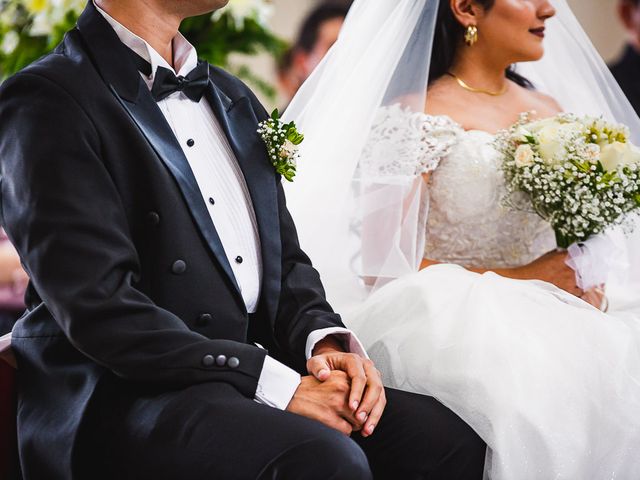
[429,0,533,88]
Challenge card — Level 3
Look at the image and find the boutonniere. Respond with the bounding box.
[258,109,304,182]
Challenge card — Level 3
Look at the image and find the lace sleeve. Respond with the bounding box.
[358,104,461,178]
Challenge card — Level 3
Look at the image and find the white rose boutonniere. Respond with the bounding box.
[258,109,304,182]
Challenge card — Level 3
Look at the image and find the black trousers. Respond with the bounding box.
[86,380,486,479]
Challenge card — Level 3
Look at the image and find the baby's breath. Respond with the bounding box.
[496,114,640,248]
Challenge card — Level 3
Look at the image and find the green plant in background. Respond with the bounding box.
[0,0,287,100]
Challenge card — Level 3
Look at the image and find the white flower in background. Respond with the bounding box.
[514,144,535,167]
[1,30,19,54]
[213,0,273,28]
[22,0,83,14]
[24,0,46,13]
[0,3,20,25]
[29,10,56,36]
[600,141,640,171]
[23,0,85,36]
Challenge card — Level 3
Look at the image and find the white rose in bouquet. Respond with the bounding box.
[514,144,535,167]
[537,125,564,164]
[600,142,640,171]
[525,116,557,133]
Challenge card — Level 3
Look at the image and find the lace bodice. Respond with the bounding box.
[361,105,556,269]
[424,117,555,268]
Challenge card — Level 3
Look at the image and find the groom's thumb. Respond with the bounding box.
[307,357,331,381]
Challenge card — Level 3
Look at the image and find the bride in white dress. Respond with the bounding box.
[285,0,640,478]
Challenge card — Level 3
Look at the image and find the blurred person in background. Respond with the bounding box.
[278,2,351,106]
[0,229,27,335]
[610,0,640,115]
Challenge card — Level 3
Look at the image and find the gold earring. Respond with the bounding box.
[464,25,478,47]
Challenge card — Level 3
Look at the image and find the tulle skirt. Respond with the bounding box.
[345,264,640,479]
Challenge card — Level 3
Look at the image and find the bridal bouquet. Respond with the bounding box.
[497,113,640,248]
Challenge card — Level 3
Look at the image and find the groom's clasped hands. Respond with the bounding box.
[286,336,386,438]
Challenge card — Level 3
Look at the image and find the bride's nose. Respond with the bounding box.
[538,0,557,20]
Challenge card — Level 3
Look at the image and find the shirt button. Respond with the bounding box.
[171,260,187,275]
[202,355,215,367]
[197,313,212,326]
[186,138,195,147]
[235,256,243,264]
[208,197,215,205]
[215,355,227,367]
[227,357,240,369]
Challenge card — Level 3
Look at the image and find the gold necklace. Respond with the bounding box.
[446,72,508,96]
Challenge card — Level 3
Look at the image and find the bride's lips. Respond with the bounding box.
[529,27,545,38]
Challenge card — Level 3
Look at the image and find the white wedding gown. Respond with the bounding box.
[345,109,640,479]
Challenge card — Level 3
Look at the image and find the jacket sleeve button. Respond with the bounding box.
[227,357,240,369]
[197,313,212,326]
[215,355,227,367]
[202,355,215,367]
[171,260,187,275]
[147,211,160,225]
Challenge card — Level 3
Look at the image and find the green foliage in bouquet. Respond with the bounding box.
[0,0,286,100]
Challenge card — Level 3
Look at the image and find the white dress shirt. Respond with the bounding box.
[96,4,367,410]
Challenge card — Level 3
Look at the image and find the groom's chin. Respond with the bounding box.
[176,0,230,18]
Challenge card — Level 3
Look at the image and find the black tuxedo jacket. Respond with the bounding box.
[610,45,640,117]
[0,3,344,478]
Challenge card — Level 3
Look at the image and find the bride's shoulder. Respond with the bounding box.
[424,79,466,117]
[424,78,487,130]
[363,98,462,177]
[515,84,563,116]
[376,98,462,134]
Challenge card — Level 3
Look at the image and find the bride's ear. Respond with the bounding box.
[449,0,481,27]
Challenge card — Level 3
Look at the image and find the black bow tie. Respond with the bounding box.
[131,51,209,103]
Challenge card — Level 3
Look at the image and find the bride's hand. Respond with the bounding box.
[514,250,583,297]
[581,285,607,311]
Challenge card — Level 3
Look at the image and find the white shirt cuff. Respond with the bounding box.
[305,327,369,360]
[254,355,301,410]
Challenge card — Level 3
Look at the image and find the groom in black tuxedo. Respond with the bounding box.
[0,1,486,479]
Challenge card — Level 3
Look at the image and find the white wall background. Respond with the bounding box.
[244,0,628,108]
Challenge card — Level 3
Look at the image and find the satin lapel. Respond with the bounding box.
[205,82,281,324]
[112,84,242,296]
